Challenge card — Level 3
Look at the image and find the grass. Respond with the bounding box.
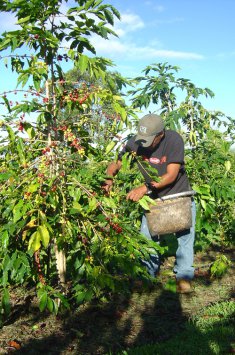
[119,300,235,355]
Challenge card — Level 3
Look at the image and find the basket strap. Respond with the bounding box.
[157,190,196,201]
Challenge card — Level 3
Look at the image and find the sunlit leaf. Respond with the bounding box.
[38,225,50,248]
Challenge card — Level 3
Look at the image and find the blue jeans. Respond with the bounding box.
[140,199,196,280]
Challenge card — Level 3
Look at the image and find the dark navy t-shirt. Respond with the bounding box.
[118,130,191,198]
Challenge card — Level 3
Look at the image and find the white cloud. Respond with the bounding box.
[91,9,203,61]
[93,39,126,54]
[93,38,204,60]
[120,13,145,31]
[112,12,144,37]
[0,5,203,62]
[153,5,165,12]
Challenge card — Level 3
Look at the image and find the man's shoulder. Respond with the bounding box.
[118,136,137,157]
[165,129,182,137]
[165,130,184,142]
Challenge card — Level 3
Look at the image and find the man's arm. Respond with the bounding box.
[150,163,180,190]
[104,161,180,200]
[126,163,180,202]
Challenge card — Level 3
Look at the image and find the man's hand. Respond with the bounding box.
[126,185,147,202]
[102,179,113,193]
[103,160,122,194]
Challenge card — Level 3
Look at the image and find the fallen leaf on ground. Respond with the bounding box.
[7,340,21,350]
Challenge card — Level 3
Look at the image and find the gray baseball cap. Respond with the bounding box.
[135,114,165,147]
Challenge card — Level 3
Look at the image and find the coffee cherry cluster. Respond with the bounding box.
[70,138,83,150]
[24,191,31,199]
[77,235,89,246]
[57,125,67,131]
[60,88,90,105]
[42,147,50,154]
[51,185,57,192]
[18,121,24,131]
[106,217,122,234]
[37,173,45,183]
[61,128,85,154]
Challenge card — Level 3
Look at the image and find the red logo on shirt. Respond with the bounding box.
[142,155,167,165]
[149,157,160,164]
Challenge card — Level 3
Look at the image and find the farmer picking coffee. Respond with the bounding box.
[103,113,196,293]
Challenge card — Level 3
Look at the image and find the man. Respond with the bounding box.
[103,113,196,293]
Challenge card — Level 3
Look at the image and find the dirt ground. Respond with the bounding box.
[0,247,234,355]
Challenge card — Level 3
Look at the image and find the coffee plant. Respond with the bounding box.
[0,0,162,322]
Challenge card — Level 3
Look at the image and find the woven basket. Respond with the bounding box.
[145,196,192,236]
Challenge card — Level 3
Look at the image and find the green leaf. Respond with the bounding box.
[17,16,31,24]
[17,72,30,88]
[2,96,11,112]
[105,140,117,154]
[210,256,230,277]
[28,231,41,252]
[164,279,176,292]
[13,209,22,223]
[224,160,231,172]
[2,288,11,316]
[94,0,103,7]
[47,297,54,312]
[39,292,48,312]
[88,197,98,211]
[33,76,41,91]
[11,36,19,51]
[72,201,82,211]
[75,291,89,304]
[6,124,15,142]
[138,197,151,210]
[102,196,117,209]
[104,9,114,25]
[0,172,12,181]
[109,5,121,19]
[144,195,157,205]
[1,230,9,249]
[84,0,94,10]
[121,152,132,171]
[201,199,207,210]
[73,188,82,201]
[52,299,59,315]
[13,200,24,223]
[28,183,39,193]
[79,54,89,73]
[25,126,35,139]
[38,225,50,248]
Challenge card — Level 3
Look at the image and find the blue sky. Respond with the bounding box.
[0,0,234,119]
[94,0,235,118]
